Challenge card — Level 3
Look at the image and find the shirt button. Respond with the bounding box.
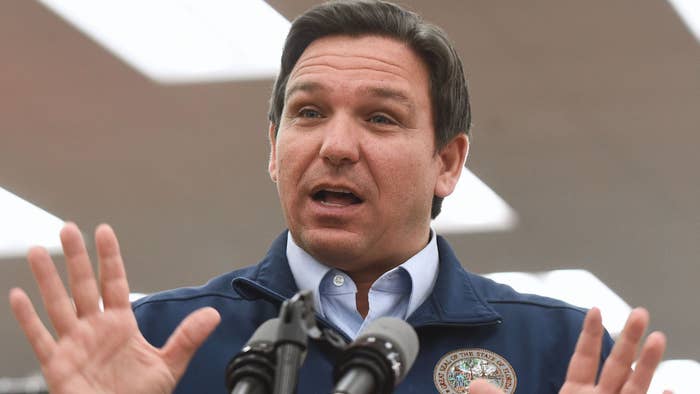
[333,274,345,287]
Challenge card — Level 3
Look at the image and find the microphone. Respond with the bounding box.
[331,317,419,394]
[225,318,280,394]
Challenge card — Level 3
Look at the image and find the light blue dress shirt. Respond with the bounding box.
[286,230,439,339]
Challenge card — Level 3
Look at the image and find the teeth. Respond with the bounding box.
[324,188,353,194]
[320,200,345,207]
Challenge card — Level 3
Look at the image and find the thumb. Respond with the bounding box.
[470,379,505,394]
[161,307,221,379]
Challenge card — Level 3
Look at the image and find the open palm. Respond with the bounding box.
[9,223,220,394]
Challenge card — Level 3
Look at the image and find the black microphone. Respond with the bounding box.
[226,318,280,394]
[331,317,419,394]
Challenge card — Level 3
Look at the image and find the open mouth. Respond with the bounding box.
[312,189,363,207]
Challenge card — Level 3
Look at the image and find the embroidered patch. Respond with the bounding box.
[433,348,517,394]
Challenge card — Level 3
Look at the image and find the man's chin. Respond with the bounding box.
[294,227,368,266]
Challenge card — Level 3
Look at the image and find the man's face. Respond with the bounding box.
[269,35,466,280]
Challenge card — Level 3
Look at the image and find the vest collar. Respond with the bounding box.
[406,236,502,327]
[231,232,298,302]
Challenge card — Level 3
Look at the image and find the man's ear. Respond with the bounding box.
[268,122,278,182]
[434,134,469,198]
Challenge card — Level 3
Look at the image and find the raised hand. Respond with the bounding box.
[470,307,668,394]
[560,307,666,394]
[9,223,221,394]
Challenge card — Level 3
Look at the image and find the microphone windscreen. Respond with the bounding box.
[247,318,281,347]
[356,317,419,378]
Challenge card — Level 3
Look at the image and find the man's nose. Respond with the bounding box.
[319,116,361,166]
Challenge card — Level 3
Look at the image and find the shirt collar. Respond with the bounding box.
[230,231,502,334]
[401,229,439,317]
[286,229,439,319]
[286,234,332,315]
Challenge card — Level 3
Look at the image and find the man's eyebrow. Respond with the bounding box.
[285,81,327,101]
[285,82,415,111]
[362,86,415,111]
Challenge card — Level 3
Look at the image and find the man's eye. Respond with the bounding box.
[299,108,322,118]
[368,114,395,125]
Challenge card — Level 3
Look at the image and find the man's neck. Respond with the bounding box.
[286,229,437,322]
[353,279,373,318]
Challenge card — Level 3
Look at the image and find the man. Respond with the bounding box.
[9,1,667,393]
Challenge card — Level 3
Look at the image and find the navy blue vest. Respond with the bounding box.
[133,232,613,393]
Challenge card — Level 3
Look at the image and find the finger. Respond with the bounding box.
[27,246,78,336]
[564,307,604,384]
[61,223,101,317]
[469,379,506,394]
[95,224,131,309]
[620,331,666,394]
[9,288,57,364]
[598,307,649,392]
[161,307,221,380]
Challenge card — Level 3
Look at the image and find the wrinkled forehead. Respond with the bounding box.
[285,34,431,103]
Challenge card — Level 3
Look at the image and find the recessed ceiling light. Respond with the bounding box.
[0,186,63,259]
[38,0,291,83]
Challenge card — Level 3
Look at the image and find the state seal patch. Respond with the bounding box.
[433,348,517,394]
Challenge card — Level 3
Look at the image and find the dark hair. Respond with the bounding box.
[268,0,471,218]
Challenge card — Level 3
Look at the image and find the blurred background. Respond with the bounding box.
[1,0,698,392]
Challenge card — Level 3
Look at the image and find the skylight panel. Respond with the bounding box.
[667,0,700,41]
[433,169,518,233]
[0,186,63,259]
[484,269,631,337]
[38,0,291,83]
